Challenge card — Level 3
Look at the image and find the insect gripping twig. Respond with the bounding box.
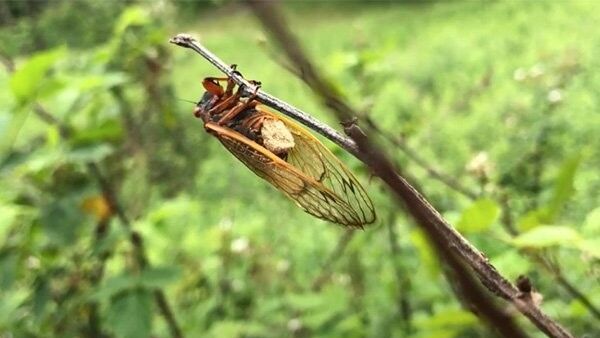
[170,32,574,338]
[169,34,360,157]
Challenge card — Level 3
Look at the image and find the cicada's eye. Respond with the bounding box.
[202,78,224,96]
[195,92,219,119]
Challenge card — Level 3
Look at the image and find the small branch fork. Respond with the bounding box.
[169,27,572,338]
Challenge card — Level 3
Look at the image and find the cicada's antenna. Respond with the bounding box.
[177,98,198,105]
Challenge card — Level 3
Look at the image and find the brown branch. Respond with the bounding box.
[343,121,531,338]
[259,38,479,201]
[266,17,596,322]
[170,31,570,337]
[266,31,593,320]
[500,193,600,320]
[168,2,573,337]
[363,66,598,320]
[169,34,360,158]
[435,235,529,338]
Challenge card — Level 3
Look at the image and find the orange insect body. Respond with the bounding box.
[194,75,376,227]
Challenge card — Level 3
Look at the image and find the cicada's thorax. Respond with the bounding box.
[195,91,295,158]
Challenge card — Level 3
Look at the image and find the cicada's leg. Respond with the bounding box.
[244,113,268,130]
[216,84,262,125]
[204,77,230,82]
[216,100,258,125]
[203,77,236,95]
[205,80,243,117]
[224,78,236,96]
[207,91,240,116]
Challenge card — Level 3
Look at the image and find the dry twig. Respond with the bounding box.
[169,9,573,337]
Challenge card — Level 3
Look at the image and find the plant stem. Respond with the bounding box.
[168,9,574,337]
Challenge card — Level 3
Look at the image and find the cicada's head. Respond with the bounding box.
[193,78,225,121]
[194,91,219,120]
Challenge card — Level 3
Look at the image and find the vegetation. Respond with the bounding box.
[1,1,599,337]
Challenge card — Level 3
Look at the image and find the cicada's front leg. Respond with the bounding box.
[215,83,262,126]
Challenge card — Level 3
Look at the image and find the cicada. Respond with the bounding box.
[193,74,376,227]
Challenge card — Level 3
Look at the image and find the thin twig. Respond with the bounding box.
[169,8,573,338]
[385,213,413,333]
[363,116,480,200]
[311,230,356,291]
[244,3,574,336]
[86,216,111,338]
[169,34,359,157]
[261,39,479,201]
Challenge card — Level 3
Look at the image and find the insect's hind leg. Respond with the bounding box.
[216,99,257,125]
[216,85,261,125]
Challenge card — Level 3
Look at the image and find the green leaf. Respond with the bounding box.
[0,251,18,289]
[32,277,51,320]
[0,204,20,241]
[414,307,477,334]
[410,229,439,276]
[207,321,245,338]
[107,289,152,338]
[66,144,114,163]
[9,47,67,103]
[139,266,181,289]
[90,274,139,302]
[456,198,500,233]
[40,200,85,246]
[491,250,532,279]
[517,209,545,231]
[114,6,150,35]
[74,72,129,91]
[511,225,583,249]
[544,155,581,221]
[581,207,600,235]
[0,105,30,158]
[539,155,581,224]
[286,292,324,311]
[70,121,123,146]
[0,289,28,329]
[576,239,600,259]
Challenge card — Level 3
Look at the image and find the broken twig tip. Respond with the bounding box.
[169,33,196,47]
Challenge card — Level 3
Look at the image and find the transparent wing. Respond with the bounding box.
[270,109,376,226]
[205,120,375,227]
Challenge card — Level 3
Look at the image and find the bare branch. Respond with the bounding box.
[169,4,573,337]
[170,34,360,157]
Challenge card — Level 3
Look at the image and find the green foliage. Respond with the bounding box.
[107,289,153,338]
[1,2,600,338]
[456,198,500,233]
[511,225,583,249]
[9,47,66,103]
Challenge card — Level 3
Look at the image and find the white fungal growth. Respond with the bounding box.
[261,119,295,154]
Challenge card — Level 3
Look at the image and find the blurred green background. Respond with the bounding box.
[1,1,599,337]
